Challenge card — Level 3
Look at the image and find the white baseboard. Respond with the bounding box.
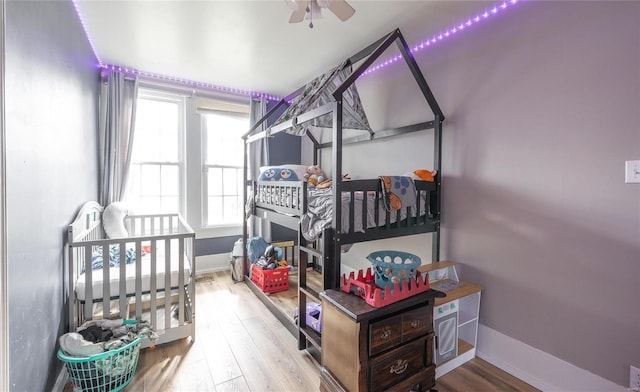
[436,347,476,379]
[195,254,232,275]
[477,324,626,392]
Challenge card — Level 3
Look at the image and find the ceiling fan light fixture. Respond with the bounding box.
[286,0,354,28]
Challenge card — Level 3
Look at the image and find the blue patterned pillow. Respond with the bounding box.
[258,167,300,181]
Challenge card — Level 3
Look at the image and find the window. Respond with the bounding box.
[202,111,248,226]
[126,91,184,215]
[125,87,249,234]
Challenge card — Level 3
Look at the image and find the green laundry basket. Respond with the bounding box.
[57,322,142,392]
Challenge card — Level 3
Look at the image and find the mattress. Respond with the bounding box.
[75,245,191,302]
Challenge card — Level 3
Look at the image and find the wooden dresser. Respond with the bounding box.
[320,289,442,392]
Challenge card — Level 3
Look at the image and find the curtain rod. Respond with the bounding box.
[101,70,259,105]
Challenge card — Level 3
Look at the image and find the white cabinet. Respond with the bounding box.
[418,261,483,378]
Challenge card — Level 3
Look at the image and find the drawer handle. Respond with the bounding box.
[410,320,421,328]
[380,330,392,341]
[389,359,408,375]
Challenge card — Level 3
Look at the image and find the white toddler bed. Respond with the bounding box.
[67,201,196,346]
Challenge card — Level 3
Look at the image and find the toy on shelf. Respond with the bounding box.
[340,267,430,308]
[294,302,322,333]
[303,165,325,187]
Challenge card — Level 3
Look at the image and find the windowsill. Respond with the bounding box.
[195,224,242,239]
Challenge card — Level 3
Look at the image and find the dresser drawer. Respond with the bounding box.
[384,365,436,392]
[402,307,432,341]
[369,315,402,356]
[368,337,430,392]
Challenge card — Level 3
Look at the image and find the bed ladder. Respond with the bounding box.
[297,227,334,355]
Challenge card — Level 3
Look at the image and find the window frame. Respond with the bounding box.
[127,88,186,217]
[200,110,248,229]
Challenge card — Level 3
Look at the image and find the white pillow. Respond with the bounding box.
[103,202,129,239]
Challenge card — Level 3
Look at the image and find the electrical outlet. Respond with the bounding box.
[630,365,640,390]
[625,160,640,183]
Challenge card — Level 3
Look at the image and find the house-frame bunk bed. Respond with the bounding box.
[242,28,445,357]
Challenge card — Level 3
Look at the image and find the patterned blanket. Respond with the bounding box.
[379,176,417,211]
[90,246,137,271]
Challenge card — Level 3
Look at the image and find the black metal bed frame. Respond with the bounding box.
[241,28,444,355]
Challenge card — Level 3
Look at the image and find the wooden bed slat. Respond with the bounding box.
[119,242,127,317]
[150,239,157,332]
[84,244,93,323]
[178,239,185,325]
[165,239,171,330]
[102,244,110,320]
[135,239,142,320]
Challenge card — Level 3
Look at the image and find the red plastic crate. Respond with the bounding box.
[251,264,290,294]
[340,267,430,308]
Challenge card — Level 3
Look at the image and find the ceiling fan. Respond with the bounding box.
[285,0,356,28]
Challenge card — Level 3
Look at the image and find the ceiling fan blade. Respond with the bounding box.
[326,0,355,21]
[289,8,306,23]
[285,0,306,23]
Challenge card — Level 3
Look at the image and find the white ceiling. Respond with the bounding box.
[75,0,496,97]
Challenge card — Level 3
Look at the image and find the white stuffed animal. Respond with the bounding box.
[303,165,325,187]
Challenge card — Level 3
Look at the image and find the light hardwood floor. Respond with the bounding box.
[64,271,540,391]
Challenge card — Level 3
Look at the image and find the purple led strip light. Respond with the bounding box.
[99,64,281,101]
[71,0,102,66]
[362,0,520,77]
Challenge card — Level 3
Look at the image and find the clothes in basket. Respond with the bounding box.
[58,319,158,392]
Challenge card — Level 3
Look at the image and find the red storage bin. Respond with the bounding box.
[251,264,289,294]
[340,267,430,308]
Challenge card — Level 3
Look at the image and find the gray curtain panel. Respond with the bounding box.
[248,97,269,180]
[248,97,271,241]
[98,70,139,206]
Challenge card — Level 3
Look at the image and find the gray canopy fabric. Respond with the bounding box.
[273,60,371,136]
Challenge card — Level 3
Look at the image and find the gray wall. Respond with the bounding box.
[5,1,99,391]
[352,1,639,387]
[265,102,300,242]
[268,132,301,242]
